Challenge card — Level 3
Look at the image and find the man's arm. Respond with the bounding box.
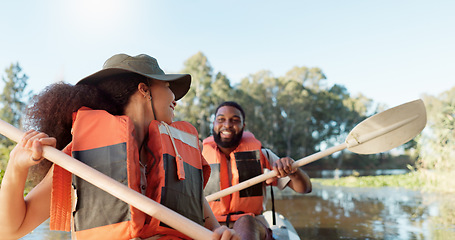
[284,163,312,193]
[262,149,312,193]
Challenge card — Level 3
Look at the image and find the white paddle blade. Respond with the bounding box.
[346,99,427,154]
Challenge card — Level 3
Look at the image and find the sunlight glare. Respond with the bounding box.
[68,0,126,26]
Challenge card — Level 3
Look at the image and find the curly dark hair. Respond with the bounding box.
[25,73,149,183]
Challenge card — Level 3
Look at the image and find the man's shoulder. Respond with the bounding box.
[202,135,215,144]
[242,131,256,139]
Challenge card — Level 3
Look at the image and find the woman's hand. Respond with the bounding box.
[9,130,56,170]
[0,130,56,238]
[212,226,239,240]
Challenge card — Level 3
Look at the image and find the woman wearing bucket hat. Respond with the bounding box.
[0,54,239,240]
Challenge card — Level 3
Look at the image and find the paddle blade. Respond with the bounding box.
[346,99,426,154]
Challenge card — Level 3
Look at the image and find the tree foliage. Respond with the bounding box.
[175,53,377,164]
[0,54,427,174]
[0,63,29,128]
[417,87,455,171]
[0,63,30,170]
[176,52,217,138]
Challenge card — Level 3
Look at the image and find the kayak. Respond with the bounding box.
[262,211,300,240]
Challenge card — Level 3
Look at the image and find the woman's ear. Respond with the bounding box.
[138,82,149,97]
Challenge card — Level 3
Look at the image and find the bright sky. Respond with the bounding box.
[1,0,454,109]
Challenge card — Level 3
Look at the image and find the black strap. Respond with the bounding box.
[225,211,244,226]
[264,148,277,226]
[270,185,276,226]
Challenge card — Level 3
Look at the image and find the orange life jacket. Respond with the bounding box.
[50,107,209,240]
[202,131,271,222]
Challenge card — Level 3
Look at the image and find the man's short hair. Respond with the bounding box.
[214,101,246,121]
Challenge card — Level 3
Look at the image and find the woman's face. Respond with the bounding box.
[148,79,176,124]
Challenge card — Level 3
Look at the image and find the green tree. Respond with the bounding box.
[174,52,381,170]
[175,52,214,138]
[415,87,455,193]
[235,66,352,159]
[0,63,30,172]
[276,67,320,157]
[0,63,29,128]
[331,92,372,168]
[211,72,233,106]
[235,70,278,149]
[418,87,455,171]
[214,65,373,163]
[175,52,237,139]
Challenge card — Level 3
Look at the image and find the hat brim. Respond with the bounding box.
[77,68,191,101]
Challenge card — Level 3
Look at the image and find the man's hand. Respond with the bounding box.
[265,156,312,193]
[265,157,297,184]
[272,157,297,178]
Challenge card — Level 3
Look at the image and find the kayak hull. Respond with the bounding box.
[262,211,300,240]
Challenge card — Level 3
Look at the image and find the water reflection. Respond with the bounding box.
[305,169,409,179]
[19,179,455,240]
[268,183,455,240]
[20,219,70,240]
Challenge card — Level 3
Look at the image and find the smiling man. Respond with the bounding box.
[202,101,312,240]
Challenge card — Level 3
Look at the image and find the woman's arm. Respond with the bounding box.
[203,198,220,230]
[203,198,239,240]
[0,130,55,238]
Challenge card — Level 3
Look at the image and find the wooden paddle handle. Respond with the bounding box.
[0,119,212,240]
[205,143,347,202]
[292,143,347,168]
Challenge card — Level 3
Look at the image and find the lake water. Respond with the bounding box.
[20,170,455,240]
[268,183,455,240]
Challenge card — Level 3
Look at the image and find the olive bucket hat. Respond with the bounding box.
[77,53,191,101]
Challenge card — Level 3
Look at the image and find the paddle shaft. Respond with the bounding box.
[206,112,420,202]
[0,119,212,240]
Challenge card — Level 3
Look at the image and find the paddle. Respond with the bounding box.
[0,120,212,240]
[206,99,427,202]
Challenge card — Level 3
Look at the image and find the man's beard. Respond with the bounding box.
[213,128,244,149]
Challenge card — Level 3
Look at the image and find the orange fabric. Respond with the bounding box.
[203,131,272,220]
[176,155,185,180]
[71,108,130,152]
[219,148,231,206]
[50,108,134,232]
[51,108,141,239]
[148,121,210,185]
[49,153,72,232]
[50,108,207,240]
[140,120,208,239]
[75,222,130,240]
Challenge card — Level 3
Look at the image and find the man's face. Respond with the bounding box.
[212,106,245,148]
